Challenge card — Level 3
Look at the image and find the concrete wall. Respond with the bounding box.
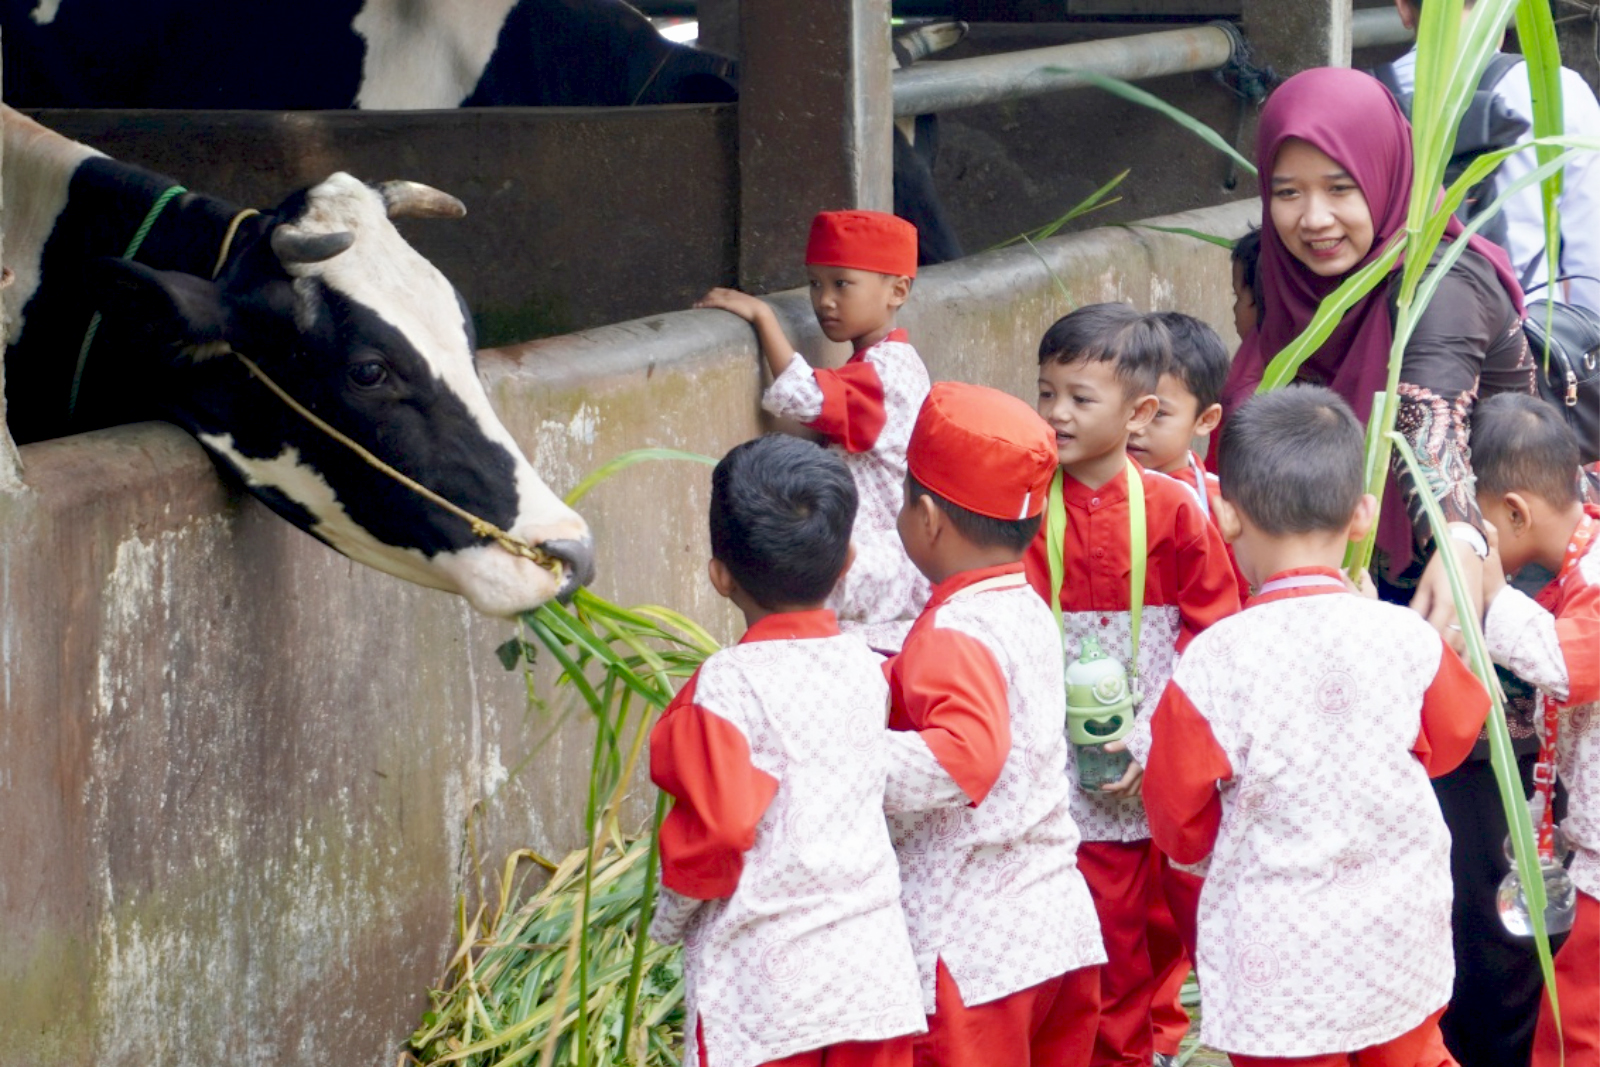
[0,197,1253,1067]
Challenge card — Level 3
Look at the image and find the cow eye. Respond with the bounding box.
[348,360,389,389]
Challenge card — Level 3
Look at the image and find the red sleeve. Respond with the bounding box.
[887,627,1013,806]
[649,674,779,899]
[1412,642,1491,777]
[1557,579,1600,706]
[809,360,887,453]
[1144,680,1233,864]
[1172,500,1243,652]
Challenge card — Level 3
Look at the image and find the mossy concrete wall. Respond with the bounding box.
[0,198,1254,1067]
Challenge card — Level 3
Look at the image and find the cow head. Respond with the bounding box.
[94,173,593,616]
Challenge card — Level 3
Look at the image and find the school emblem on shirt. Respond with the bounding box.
[1235,941,1282,988]
[1237,782,1281,816]
[759,938,807,986]
[1314,669,1358,716]
[1571,707,1593,736]
[1332,848,1378,890]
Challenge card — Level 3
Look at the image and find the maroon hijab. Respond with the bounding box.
[1221,66,1525,570]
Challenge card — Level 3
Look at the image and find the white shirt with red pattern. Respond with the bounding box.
[1485,505,1600,899]
[884,563,1106,1012]
[1143,569,1490,1057]
[649,610,925,1067]
[763,329,931,651]
[1024,463,1242,842]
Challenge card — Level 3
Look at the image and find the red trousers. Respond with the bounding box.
[912,957,1101,1067]
[696,1017,915,1067]
[1533,889,1600,1066]
[1228,1007,1456,1067]
[1078,839,1157,1067]
[1147,843,1202,1056]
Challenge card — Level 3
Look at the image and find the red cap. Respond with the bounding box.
[908,382,1057,521]
[805,210,918,278]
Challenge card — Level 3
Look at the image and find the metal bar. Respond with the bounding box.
[891,23,1234,115]
[1351,7,1411,50]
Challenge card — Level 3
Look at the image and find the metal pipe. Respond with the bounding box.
[891,24,1235,116]
[1351,7,1412,50]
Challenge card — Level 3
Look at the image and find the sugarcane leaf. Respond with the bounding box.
[989,169,1130,250]
[1388,432,1559,1026]
[1059,68,1256,177]
[562,448,716,507]
[1119,223,1238,250]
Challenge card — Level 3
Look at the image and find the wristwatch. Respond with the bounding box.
[1449,524,1490,560]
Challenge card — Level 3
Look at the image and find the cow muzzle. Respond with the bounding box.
[540,537,596,604]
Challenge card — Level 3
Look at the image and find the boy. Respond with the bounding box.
[1143,385,1490,1066]
[1470,394,1600,1066]
[1024,303,1241,1067]
[649,434,926,1067]
[1125,310,1237,1065]
[886,382,1106,1066]
[1231,229,1262,341]
[697,209,931,651]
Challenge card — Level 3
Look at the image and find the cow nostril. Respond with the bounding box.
[541,538,596,602]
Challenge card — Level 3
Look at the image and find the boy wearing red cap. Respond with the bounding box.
[1024,304,1241,1067]
[886,381,1106,1066]
[697,209,931,651]
[650,434,926,1067]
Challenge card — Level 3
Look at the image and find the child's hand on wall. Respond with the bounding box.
[695,287,769,324]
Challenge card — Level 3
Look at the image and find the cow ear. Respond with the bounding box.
[89,257,230,353]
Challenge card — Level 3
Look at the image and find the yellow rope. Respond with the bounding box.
[230,350,560,573]
[211,208,260,279]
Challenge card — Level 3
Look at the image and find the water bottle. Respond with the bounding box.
[1064,633,1135,792]
[1497,795,1578,937]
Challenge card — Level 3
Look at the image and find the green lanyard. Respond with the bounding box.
[1046,457,1147,688]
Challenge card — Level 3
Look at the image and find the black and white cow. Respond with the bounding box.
[3,105,595,615]
[2,0,963,264]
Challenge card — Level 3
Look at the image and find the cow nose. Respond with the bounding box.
[542,537,596,603]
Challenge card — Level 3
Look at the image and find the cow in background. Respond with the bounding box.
[2,0,963,264]
[3,105,595,615]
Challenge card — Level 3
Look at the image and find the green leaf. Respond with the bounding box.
[1058,68,1257,178]
[1118,223,1238,250]
[496,636,525,672]
[563,448,716,507]
[990,169,1130,250]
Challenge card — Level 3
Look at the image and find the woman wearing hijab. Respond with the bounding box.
[1220,67,1540,1067]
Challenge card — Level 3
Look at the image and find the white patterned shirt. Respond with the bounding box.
[885,564,1106,1012]
[1144,569,1490,1057]
[1485,506,1600,898]
[649,610,925,1067]
[763,329,931,651]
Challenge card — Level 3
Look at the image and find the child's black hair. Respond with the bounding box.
[1218,385,1365,535]
[906,474,1042,553]
[709,435,858,608]
[1471,393,1585,506]
[1037,302,1166,399]
[1231,228,1264,316]
[1152,311,1230,411]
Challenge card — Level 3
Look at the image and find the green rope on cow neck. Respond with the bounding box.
[67,183,188,422]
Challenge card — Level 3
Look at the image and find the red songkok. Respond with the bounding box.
[908,382,1057,521]
[805,209,918,278]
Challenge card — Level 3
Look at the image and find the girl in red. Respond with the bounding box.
[650,434,926,1067]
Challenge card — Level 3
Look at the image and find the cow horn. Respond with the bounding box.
[271,227,356,265]
[377,181,467,220]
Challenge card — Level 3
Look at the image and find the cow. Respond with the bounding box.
[2,0,963,264]
[2,105,596,615]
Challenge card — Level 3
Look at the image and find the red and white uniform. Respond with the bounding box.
[1144,568,1489,1059]
[1158,450,1251,603]
[1023,464,1240,838]
[764,329,931,650]
[885,563,1105,1013]
[650,610,926,1067]
[1491,506,1600,1067]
